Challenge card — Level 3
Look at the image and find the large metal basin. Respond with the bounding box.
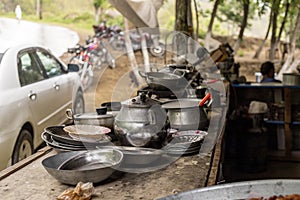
[41,149,123,185]
[158,179,300,200]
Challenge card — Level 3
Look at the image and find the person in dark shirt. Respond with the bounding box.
[260,61,281,83]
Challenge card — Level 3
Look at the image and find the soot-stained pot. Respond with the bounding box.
[114,93,168,147]
[162,99,209,131]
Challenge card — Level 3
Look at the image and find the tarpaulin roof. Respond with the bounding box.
[109,0,163,28]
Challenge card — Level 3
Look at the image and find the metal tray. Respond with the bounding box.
[45,126,110,146]
[158,179,300,200]
[41,132,88,151]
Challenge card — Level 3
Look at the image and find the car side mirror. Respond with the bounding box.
[68,63,80,72]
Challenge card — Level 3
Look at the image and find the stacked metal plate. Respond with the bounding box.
[163,130,208,156]
[41,126,112,152]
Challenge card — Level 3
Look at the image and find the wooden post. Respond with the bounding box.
[137,29,150,72]
[123,18,142,87]
[284,88,292,156]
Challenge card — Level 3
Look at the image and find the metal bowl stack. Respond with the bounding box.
[41,126,112,152]
[163,130,208,156]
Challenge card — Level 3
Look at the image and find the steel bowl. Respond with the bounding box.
[41,149,123,185]
[158,179,300,200]
[114,146,165,165]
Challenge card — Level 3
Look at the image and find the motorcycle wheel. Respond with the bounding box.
[90,50,103,69]
[110,35,125,51]
[149,42,166,57]
[80,63,94,91]
[69,55,81,65]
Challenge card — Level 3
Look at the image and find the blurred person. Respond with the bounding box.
[15,4,22,23]
[260,61,281,83]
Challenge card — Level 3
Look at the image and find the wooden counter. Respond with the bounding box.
[0,143,221,200]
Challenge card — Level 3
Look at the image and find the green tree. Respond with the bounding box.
[205,0,222,51]
[36,0,42,19]
[269,0,281,60]
[175,0,194,56]
[233,0,250,54]
[253,0,272,59]
[93,0,106,24]
[217,0,255,54]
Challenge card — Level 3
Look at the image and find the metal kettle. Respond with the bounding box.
[114,93,167,147]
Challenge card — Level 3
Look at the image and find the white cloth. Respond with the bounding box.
[109,0,163,28]
[248,101,268,114]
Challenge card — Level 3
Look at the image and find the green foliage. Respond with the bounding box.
[254,0,271,17]
[237,49,244,57]
[94,0,106,8]
[217,0,254,25]
[198,29,206,39]
[104,14,123,27]
[0,0,122,32]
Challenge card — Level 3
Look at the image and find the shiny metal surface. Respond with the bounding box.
[164,132,207,156]
[162,99,208,131]
[159,179,300,200]
[45,126,107,146]
[283,73,300,86]
[66,109,115,130]
[42,149,123,185]
[114,96,167,147]
[95,146,175,173]
[144,71,187,91]
[113,146,165,165]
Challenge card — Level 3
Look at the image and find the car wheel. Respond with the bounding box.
[73,91,85,114]
[12,129,33,165]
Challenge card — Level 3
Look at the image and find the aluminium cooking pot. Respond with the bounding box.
[162,99,209,131]
[66,108,114,131]
[283,73,300,86]
[139,71,188,91]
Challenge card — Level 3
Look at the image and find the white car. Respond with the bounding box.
[0,44,85,170]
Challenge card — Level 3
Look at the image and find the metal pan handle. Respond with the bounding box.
[65,109,74,120]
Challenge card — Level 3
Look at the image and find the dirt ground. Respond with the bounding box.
[76,36,278,112]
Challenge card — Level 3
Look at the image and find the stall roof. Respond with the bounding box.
[109,0,163,28]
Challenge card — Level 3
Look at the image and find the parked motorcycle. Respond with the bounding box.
[109,31,166,57]
[85,35,116,69]
[67,44,94,91]
[92,21,122,39]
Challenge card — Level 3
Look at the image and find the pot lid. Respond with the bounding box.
[162,99,200,109]
[121,94,160,108]
[73,112,114,120]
